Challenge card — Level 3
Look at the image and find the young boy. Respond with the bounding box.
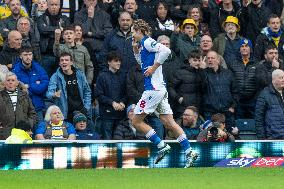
[5,120,33,144]
[131,19,198,168]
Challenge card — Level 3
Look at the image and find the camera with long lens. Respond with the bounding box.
[207,122,221,141]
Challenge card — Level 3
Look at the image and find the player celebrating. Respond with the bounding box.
[131,19,198,168]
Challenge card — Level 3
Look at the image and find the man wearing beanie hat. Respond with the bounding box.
[213,16,244,65]
[227,38,258,119]
[73,112,100,140]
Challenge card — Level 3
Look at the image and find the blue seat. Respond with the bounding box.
[235,119,257,140]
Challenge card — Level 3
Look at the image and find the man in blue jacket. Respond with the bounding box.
[46,52,92,123]
[13,46,49,121]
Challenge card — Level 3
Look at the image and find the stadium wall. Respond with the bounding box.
[0,141,284,170]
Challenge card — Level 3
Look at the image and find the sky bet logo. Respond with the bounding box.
[215,157,284,167]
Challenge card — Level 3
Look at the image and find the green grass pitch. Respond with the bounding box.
[0,168,283,189]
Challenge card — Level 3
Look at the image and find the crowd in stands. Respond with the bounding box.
[0,0,284,143]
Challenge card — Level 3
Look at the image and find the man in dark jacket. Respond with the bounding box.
[12,47,49,121]
[227,39,257,119]
[201,50,238,130]
[74,0,112,53]
[254,14,284,61]
[255,44,284,95]
[0,71,37,140]
[113,104,145,140]
[0,30,22,69]
[255,69,284,139]
[95,52,127,139]
[37,0,70,76]
[99,11,136,73]
[168,49,202,119]
[237,0,271,45]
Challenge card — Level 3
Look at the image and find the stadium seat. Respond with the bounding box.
[235,119,257,140]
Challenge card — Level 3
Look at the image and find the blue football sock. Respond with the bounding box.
[177,134,191,153]
[146,129,165,148]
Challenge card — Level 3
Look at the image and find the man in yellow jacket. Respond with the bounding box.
[5,120,33,144]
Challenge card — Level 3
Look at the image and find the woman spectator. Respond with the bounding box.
[35,105,76,140]
[74,24,100,83]
[187,4,209,36]
[150,1,175,40]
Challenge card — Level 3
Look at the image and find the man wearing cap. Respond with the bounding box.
[209,0,240,38]
[227,38,258,119]
[213,16,243,65]
[73,112,100,140]
[171,18,201,62]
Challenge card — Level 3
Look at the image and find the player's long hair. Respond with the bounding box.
[132,19,152,36]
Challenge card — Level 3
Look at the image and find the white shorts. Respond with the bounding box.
[134,90,173,115]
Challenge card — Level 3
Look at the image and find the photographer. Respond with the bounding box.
[197,113,235,142]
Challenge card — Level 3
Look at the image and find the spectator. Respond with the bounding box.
[254,14,284,61]
[46,52,92,123]
[0,0,28,20]
[124,0,139,19]
[187,4,210,36]
[200,51,238,130]
[227,39,258,119]
[0,72,37,140]
[149,1,174,40]
[60,0,83,23]
[167,0,198,22]
[171,18,201,62]
[255,69,284,139]
[37,0,70,77]
[16,17,41,61]
[237,0,271,44]
[31,0,48,21]
[136,0,158,24]
[113,104,146,140]
[213,16,243,65]
[99,11,136,73]
[53,25,94,85]
[197,113,235,142]
[95,51,127,139]
[74,0,113,53]
[0,30,22,69]
[200,34,227,69]
[12,46,49,121]
[5,120,33,144]
[74,24,100,84]
[157,35,180,83]
[255,44,284,95]
[35,105,76,140]
[73,111,100,140]
[166,106,203,140]
[209,0,240,38]
[265,0,283,17]
[168,49,203,118]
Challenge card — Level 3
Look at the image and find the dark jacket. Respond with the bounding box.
[113,119,145,140]
[37,11,70,54]
[162,51,181,84]
[171,32,201,62]
[149,17,174,40]
[254,27,284,61]
[255,60,284,96]
[75,128,100,140]
[201,67,238,113]
[136,0,158,23]
[126,64,144,105]
[237,3,271,44]
[74,6,112,52]
[227,57,258,100]
[99,28,136,72]
[95,69,127,119]
[209,1,240,38]
[255,84,284,139]
[0,44,19,67]
[167,0,201,21]
[0,88,37,139]
[168,62,202,118]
